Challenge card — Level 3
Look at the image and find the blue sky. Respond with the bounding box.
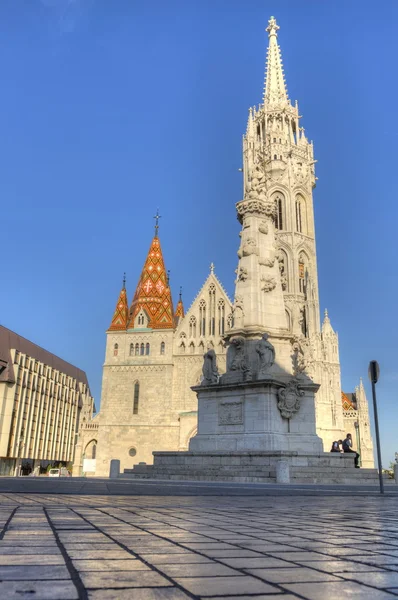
[1,1,397,466]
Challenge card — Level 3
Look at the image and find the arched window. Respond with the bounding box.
[145,343,150,355]
[133,382,139,414]
[274,195,284,230]
[189,342,195,355]
[92,444,97,460]
[273,154,277,160]
[140,343,145,356]
[160,342,165,355]
[301,306,308,337]
[209,284,216,336]
[227,313,233,330]
[218,299,225,335]
[135,343,139,356]
[189,316,196,338]
[129,343,134,356]
[180,342,186,354]
[199,300,206,336]
[295,199,302,233]
[295,195,307,234]
[113,344,118,357]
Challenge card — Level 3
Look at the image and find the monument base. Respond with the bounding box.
[123,450,386,485]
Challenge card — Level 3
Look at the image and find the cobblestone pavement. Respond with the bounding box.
[0,488,398,599]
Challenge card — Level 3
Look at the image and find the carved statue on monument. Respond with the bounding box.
[233,295,244,329]
[228,337,252,381]
[201,348,219,385]
[256,333,275,376]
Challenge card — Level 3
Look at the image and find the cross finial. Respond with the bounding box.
[324,308,328,318]
[266,16,279,37]
[122,272,126,289]
[166,269,170,285]
[179,286,182,300]
[153,208,161,236]
[210,262,215,274]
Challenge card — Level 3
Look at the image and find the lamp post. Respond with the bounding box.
[354,420,362,467]
[368,360,383,495]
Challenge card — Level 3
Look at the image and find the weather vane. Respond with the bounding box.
[154,208,161,236]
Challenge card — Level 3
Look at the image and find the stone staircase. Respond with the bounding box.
[121,451,393,486]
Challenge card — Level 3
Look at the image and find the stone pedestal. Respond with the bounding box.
[188,377,323,454]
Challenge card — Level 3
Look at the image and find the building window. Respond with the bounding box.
[296,199,302,233]
[135,343,139,356]
[218,299,225,335]
[145,343,150,355]
[273,137,276,143]
[113,344,118,357]
[274,196,284,230]
[199,300,206,336]
[92,444,97,459]
[140,343,145,356]
[274,154,277,160]
[189,342,195,354]
[129,343,134,356]
[129,447,137,457]
[160,342,165,355]
[133,382,139,414]
[189,316,196,338]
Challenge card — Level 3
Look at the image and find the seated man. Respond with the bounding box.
[342,433,360,468]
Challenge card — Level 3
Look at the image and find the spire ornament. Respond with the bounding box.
[153,208,161,237]
[266,16,280,37]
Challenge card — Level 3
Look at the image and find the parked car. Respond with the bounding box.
[48,467,71,477]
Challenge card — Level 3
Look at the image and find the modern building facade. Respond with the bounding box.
[0,325,94,476]
[75,17,374,477]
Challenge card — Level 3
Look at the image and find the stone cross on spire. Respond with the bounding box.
[266,16,279,37]
[153,208,161,237]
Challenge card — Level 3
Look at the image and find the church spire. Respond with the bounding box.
[128,231,175,330]
[108,274,129,331]
[175,286,185,320]
[263,16,289,106]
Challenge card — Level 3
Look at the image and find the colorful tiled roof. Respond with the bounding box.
[342,391,357,411]
[108,276,129,331]
[128,235,175,330]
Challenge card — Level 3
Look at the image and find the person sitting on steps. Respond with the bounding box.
[330,440,342,452]
[342,433,360,468]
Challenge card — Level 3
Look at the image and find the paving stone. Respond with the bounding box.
[340,571,398,587]
[245,567,341,583]
[157,563,243,577]
[0,564,70,580]
[88,588,191,600]
[174,575,281,596]
[139,553,214,564]
[68,549,132,559]
[299,559,386,573]
[0,580,78,600]
[0,546,62,555]
[283,581,397,599]
[219,557,292,569]
[73,558,150,571]
[80,570,173,589]
[199,548,264,558]
[0,554,65,565]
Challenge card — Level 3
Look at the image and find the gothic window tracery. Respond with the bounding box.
[218,299,225,335]
[208,284,216,336]
[273,194,284,230]
[160,342,165,355]
[145,343,150,355]
[199,300,206,337]
[189,342,195,354]
[227,313,233,330]
[129,343,134,356]
[295,195,307,234]
[135,343,139,356]
[113,343,118,357]
[140,343,145,356]
[189,316,196,338]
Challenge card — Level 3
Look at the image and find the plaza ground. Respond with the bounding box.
[0,479,397,599]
